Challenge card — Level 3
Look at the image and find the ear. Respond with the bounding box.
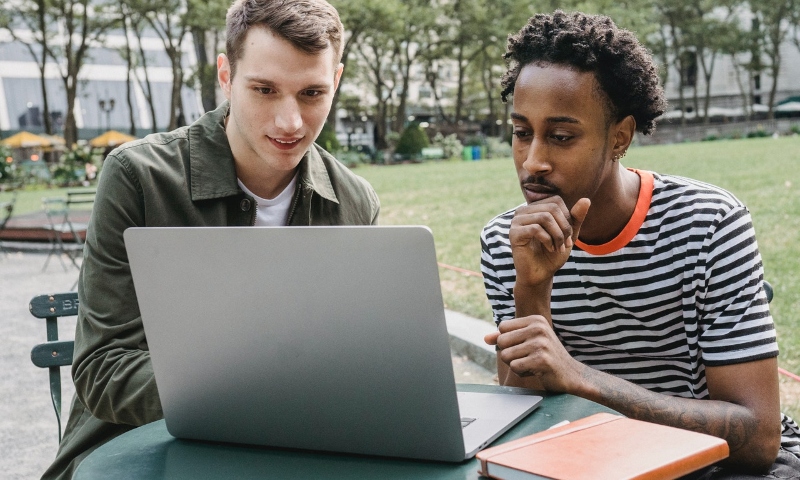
[333,63,344,92]
[611,115,636,159]
[217,53,232,100]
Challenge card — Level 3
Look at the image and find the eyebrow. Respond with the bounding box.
[510,112,581,124]
[243,76,331,91]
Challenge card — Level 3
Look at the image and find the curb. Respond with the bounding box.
[445,309,496,372]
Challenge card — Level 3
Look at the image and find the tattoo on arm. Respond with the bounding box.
[590,370,754,454]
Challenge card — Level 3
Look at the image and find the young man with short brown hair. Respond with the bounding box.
[42,1,378,478]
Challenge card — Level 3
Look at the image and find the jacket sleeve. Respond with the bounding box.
[72,155,163,426]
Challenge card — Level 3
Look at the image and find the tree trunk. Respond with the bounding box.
[36,0,52,134]
[63,75,78,147]
[134,28,158,133]
[455,48,465,125]
[192,27,217,113]
[122,16,137,135]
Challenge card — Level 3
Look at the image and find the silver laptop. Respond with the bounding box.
[124,226,541,462]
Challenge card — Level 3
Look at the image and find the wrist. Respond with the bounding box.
[513,281,552,319]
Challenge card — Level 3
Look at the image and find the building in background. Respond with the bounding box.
[0,26,203,141]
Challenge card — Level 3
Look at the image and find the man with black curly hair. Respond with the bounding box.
[481,11,800,477]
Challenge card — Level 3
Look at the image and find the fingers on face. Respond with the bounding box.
[511,205,574,253]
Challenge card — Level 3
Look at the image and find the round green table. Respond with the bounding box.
[75,384,617,480]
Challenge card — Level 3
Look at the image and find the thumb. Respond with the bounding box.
[484,331,500,346]
[570,198,591,243]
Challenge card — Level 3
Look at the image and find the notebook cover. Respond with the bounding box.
[476,412,729,480]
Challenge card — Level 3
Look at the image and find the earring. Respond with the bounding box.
[613,150,627,162]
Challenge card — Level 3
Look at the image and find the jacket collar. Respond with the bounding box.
[188,101,339,204]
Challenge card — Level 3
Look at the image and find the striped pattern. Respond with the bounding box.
[481,171,799,454]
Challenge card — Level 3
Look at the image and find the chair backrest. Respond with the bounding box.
[0,190,17,230]
[65,188,96,208]
[29,292,78,443]
[42,197,68,225]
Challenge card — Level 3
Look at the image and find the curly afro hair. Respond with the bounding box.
[501,11,667,135]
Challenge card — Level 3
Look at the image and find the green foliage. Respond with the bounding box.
[316,122,341,154]
[394,123,430,157]
[0,144,15,185]
[791,125,800,135]
[485,137,512,159]
[51,145,103,187]
[747,128,771,138]
[432,133,464,160]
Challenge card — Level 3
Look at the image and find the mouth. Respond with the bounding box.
[521,179,560,203]
[268,136,304,150]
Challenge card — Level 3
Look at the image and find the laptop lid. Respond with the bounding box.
[124,226,538,462]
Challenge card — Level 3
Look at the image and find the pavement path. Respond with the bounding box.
[0,250,495,479]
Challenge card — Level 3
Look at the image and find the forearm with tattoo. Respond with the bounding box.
[578,366,762,468]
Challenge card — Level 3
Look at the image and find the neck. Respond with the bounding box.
[237,166,297,200]
[578,166,640,245]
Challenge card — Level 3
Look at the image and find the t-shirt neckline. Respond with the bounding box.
[574,169,654,255]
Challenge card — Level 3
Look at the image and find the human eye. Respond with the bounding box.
[254,86,274,95]
[302,89,326,99]
[550,130,575,143]
[513,129,532,140]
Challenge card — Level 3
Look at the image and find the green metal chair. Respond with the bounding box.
[764,280,773,304]
[41,196,88,272]
[30,292,78,443]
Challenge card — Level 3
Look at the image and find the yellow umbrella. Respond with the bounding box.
[89,130,137,148]
[0,131,53,148]
[40,134,66,151]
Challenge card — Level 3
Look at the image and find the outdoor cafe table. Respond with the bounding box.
[74,384,618,479]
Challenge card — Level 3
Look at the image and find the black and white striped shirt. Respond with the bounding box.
[481,169,799,455]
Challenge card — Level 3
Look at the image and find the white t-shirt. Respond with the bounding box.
[237,173,298,226]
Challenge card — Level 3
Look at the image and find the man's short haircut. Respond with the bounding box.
[501,11,667,135]
[225,0,344,77]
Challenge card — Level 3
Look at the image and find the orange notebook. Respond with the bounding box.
[476,413,729,480]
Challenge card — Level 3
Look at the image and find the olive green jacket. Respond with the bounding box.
[42,103,379,479]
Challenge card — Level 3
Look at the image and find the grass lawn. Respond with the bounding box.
[357,135,800,418]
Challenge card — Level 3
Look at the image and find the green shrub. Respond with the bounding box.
[485,136,512,158]
[51,145,102,187]
[746,127,770,138]
[316,122,341,153]
[0,144,15,185]
[395,123,430,158]
[431,132,463,160]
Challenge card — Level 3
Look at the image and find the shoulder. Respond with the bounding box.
[650,172,746,213]
[104,128,191,172]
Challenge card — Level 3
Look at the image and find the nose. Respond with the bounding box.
[521,137,551,175]
[275,97,303,134]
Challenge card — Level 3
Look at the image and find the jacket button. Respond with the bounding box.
[240,199,252,211]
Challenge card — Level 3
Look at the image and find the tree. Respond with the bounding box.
[185,0,227,114]
[329,0,391,131]
[684,1,741,124]
[0,0,56,135]
[751,0,793,118]
[46,0,115,146]
[130,0,190,130]
[354,22,400,150]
